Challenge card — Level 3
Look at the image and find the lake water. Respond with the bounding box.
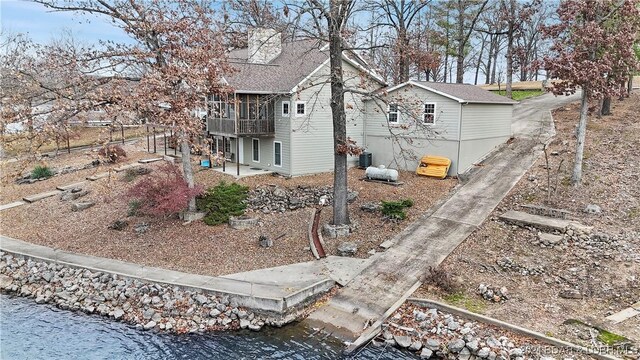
[0,295,416,360]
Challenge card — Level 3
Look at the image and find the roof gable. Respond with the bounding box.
[223,39,385,94]
[383,81,518,104]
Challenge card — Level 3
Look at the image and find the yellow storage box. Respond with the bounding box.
[416,155,451,179]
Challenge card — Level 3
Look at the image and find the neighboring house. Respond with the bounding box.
[207,29,516,178]
[365,81,517,176]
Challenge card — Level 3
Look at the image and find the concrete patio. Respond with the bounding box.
[207,162,273,179]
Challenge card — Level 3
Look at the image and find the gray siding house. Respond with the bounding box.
[364,81,517,176]
[207,29,516,178]
[206,28,383,177]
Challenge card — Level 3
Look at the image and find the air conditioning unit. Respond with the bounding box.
[359,152,372,168]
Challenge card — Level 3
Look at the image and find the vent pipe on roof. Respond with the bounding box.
[248,28,282,64]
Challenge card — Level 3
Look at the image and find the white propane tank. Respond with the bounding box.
[365,165,399,182]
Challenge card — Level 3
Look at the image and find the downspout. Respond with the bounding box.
[456,102,467,177]
[288,94,294,177]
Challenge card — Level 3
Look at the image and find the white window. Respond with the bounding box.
[295,101,306,117]
[252,138,260,162]
[282,101,290,117]
[387,103,399,123]
[274,141,282,167]
[423,103,436,124]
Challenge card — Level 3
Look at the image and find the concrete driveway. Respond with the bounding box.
[304,91,582,340]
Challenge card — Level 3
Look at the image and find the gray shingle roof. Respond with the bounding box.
[412,81,518,104]
[224,39,328,93]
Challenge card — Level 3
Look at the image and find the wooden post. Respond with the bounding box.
[146,125,150,153]
[236,136,240,177]
[172,128,177,155]
[208,138,212,169]
[153,126,157,153]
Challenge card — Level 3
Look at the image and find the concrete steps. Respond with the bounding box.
[138,157,163,164]
[0,201,26,211]
[56,181,87,191]
[23,190,61,203]
[499,210,589,232]
[86,172,110,181]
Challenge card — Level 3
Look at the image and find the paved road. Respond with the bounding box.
[304,91,582,339]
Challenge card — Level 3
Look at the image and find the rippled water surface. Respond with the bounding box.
[1,295,415,360]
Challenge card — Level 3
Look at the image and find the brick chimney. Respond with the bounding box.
[248,28,282,64]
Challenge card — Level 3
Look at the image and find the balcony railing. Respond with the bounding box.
[208,118,275,136]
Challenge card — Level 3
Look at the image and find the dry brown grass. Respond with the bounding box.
[0,147,456,277]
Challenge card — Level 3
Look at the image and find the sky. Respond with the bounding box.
[1,0,130,44]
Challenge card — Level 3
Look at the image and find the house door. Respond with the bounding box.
[238,138,244,164]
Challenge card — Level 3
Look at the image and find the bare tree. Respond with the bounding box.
[540,0,640,185]
[31,0,233,211]
[363,0,431,84]
[449,0,489,83]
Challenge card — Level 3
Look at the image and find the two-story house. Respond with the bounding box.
[206,28,516,178]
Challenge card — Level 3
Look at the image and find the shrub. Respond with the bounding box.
[423,266,460,294]
[31,165,54,179]
[197,181,249,226]
[126,163,202,216]
[381,198,414,220]
[99,145,127,163]
[128,199,142,216]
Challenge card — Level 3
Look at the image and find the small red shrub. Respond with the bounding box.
[99,145,127,163]
[127,162,202,216]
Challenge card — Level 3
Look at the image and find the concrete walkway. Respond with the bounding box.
[0,235,370,315]
[305,92,582,339]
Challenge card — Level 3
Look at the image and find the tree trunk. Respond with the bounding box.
[505,0,515,99]
[485,36,494,84]
[505,36,513,98]
[474,36,486,85]
[455,0,464,83]
[571,88,589,185]
[600,96,611,116]
[627,73,633,96]
[180,133,197,212]
[328,2,349,226]
[396,29,410,84]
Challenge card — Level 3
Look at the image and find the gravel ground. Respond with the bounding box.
[415,93,640,348]
[0,147,456,277]
[0,142,152,203]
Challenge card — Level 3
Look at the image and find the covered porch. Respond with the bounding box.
[206,93,277,137]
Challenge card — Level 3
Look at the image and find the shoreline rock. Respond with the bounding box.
[0,251,279,334]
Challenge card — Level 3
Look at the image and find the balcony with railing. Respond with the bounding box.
[207,94,276,137]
